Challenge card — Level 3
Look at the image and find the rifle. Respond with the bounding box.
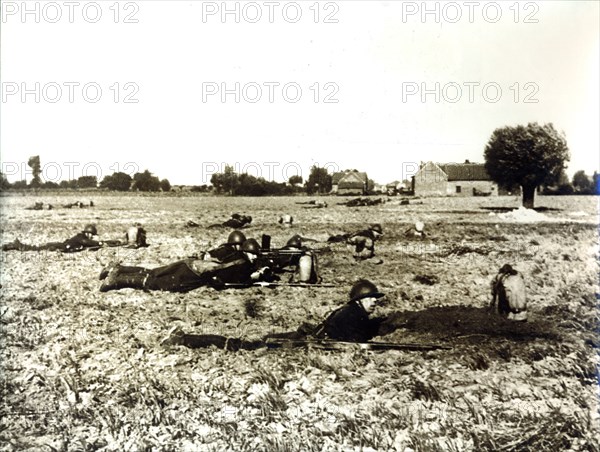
[223,282,336,288]
[264,338,450,351]
[86,240,132,251]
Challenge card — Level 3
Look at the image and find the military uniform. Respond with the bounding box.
[2,224,103,253]
[338,224,383,260]
[491,264,528,321]
[100,239,267,293]
[161,279,386,348]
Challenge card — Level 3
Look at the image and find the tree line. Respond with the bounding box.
[0,156,171,192]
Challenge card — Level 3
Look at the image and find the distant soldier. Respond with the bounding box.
[296,200,328,208]
[2,224,104,253]
[99,238,274,293]
[328,224,383,261]
[160,279,387,348]
[405,221,425,238]
[207,213,253,229]
[278,214,293,227]
[125,223,149,248]
[490,264,528,322]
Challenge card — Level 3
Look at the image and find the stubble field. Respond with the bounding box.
[0,193,598,451]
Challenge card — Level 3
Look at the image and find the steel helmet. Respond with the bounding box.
[228,230,247,245]
[83,224,98,235]
[370,224,383,235]
[286,234,303,248]
[349,279,385,302]
[241,238,260,254]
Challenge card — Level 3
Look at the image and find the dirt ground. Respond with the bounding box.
[0,194,598,451]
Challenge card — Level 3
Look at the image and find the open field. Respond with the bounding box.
[1,194,598,451]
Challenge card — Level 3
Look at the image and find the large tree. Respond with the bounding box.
[100,172,133,191]
[305,165,332,195]
[484,123,570,208]
[210,165,239,195]
[132,170,161,192]
[28,155,42,187]
[572,170,594,194]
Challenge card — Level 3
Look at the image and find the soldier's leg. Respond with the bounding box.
[161,328,263,350]
[144,261,206,292]
[100,265,151,292]
[353,238,374,260]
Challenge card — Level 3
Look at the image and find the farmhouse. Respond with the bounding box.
[331,170,369,195]
[412,161,500,197]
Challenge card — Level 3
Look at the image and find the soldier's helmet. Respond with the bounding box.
[499,263,517,275]
[349,279,385,302]
[241,238,260,255]
[370,224,383,235]
[228,230,247,245]
[83,224,98,235]
[286,234,302,248]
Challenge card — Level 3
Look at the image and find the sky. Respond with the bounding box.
[1,0,599,186]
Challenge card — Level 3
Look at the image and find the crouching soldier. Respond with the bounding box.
[99,238,274,293]
[490,264,527,321]
[2,224,104,253]
[160,279,386,348]
[405,221,425,239]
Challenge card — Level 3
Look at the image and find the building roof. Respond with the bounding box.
[332,170,368,187]
[438,163,491,181]
[339,171,368,188]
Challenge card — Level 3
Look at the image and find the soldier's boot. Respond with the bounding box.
[99,261,121,280]
[100,267,148,292]
[2,239,23,251]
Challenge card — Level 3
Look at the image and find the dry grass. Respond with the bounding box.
[0,194,598,451]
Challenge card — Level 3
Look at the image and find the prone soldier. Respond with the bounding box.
[160,279,387,348]
[2,224,105,253]
[208,213,253,229]
[99,238,274,293]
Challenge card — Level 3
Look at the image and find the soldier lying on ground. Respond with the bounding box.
[258,234,322,284]
[338,197,386,207]
[490,264,527,322]
[199,230,247,261]
[99,238,275,293]
[63,200,94,208]
[208,213,253,229]
[160,279,386,349]
[327,224,383,261]
[25,202,53,210]
[296,200,328,208]
[3,223,148,253]
[2,224,106,253]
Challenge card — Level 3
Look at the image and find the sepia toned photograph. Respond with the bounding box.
[1,1,598,450]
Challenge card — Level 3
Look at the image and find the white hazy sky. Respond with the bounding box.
[1,0,598,185]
